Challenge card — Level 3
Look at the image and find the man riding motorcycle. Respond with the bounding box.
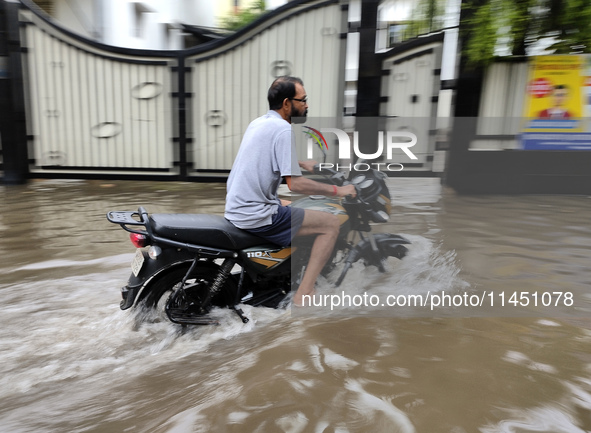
[224,76,356,306]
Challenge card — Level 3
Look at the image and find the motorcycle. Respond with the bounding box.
[106,166,410,325]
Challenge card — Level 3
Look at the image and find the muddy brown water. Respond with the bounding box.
[0,178,590,433]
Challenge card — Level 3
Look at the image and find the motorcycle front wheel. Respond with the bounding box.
[139,263,237,325]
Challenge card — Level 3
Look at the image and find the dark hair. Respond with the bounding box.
[267,76,303,110]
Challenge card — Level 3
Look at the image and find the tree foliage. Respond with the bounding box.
[403,0,447,41]
[462,0,591,66]
[220,0,267,31]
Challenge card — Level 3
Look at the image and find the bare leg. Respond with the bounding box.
[292,209,340,306]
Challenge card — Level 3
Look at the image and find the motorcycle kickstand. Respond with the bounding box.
[231,268,250,324]
[231,306,249,324]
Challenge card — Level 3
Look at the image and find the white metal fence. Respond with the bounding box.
[379,35,444,172]
[16,0,346,179]
[472,61,529,150]
[189,1,345,174]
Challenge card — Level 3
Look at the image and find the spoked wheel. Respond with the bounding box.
[140,264,237,325]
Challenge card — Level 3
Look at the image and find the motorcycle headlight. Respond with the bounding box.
[350,169,392,223]
[377,210,390,222]
[370,210,390,223]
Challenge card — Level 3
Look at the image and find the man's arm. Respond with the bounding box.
[285,176,356,198]
[299,160,318,173]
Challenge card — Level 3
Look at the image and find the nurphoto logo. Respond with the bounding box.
[304,127,418,172]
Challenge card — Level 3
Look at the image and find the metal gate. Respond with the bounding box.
[379,33,444,173]
[4,0,347,181]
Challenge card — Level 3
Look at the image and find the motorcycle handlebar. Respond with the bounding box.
[313,164,347,186]
[312,164,364,202]
[344,187,361,204]
[312,164,336,177]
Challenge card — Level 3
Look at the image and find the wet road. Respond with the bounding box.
[1,178,590,433]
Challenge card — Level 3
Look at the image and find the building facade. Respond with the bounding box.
[31,0,285,50]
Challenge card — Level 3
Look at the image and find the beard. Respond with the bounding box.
[290,105,307,124]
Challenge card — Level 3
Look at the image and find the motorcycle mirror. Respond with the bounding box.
[331,171,346,186]
[320,142,327,163]
[314,164,338,177]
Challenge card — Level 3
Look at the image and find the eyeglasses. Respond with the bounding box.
[290,97,308,103]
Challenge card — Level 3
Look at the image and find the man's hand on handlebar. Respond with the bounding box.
[336,184,357,198]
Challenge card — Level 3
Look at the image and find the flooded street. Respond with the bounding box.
[1,178,591,433]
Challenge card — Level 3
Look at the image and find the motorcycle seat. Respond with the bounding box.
[149,214,276,250]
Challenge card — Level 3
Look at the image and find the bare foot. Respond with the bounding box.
[292,288,316,307]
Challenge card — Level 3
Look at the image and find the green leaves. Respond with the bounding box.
[220,0,267,31]
[462,0,591,66]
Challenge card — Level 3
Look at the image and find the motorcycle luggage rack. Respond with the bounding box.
[106,207,150,236]
[107,211,145,226]
[107,207,236,259]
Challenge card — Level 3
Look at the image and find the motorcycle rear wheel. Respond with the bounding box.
[139,263,237,324]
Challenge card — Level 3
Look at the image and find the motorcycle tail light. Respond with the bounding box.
[129,233,148,248]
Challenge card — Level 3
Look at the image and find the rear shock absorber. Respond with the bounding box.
[195,258,235,312]
[209,259,235,294]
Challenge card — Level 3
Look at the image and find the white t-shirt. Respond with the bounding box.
[225,110,302,229]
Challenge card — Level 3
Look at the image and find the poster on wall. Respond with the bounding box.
[521,54,591,150]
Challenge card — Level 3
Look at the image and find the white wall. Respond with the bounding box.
[50,0,235,50]
[101,0,168,49]
[52,0,99,39]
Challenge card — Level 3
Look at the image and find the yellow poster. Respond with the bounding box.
[524,55,583,122]
[521,55,591,149]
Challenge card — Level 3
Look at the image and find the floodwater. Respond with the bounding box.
[0,178,590,433]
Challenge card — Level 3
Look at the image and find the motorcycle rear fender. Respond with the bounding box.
[120,248,198,310]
